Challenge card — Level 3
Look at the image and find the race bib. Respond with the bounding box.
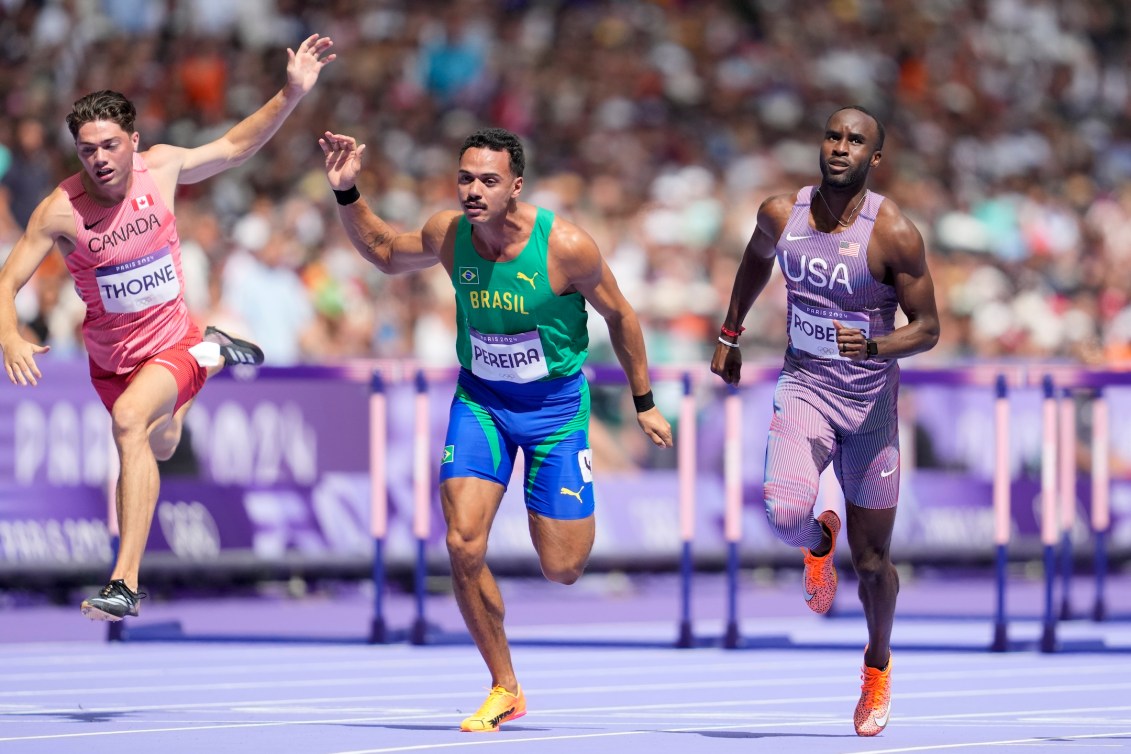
[96,246,179,314]
[469,327,549,383]
[789,304,869,360]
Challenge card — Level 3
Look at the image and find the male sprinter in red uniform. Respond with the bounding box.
[0,34,336,621]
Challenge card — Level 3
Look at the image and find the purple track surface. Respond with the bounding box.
[3,574,1131,753]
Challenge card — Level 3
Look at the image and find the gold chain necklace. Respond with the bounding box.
[815,188,866,228]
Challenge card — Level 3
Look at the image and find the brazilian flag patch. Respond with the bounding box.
[442,445,455,464]
[459,267,478,285]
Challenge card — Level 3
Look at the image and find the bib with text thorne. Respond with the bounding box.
[789,304,869,361]
[469,327,549,383]
[95,245,180,314]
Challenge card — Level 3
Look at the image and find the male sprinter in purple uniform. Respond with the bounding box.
[711,106,939,736]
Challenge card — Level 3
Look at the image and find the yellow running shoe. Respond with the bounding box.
[854,654,892,736]
[460,685,526,732]
[801,509,841,614]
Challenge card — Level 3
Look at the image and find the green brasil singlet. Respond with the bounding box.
[452,207,588,382]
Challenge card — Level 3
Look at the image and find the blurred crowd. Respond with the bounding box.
[2,0,1131,370]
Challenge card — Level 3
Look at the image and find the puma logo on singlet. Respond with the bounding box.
[560,486,584,503]
[516,271,540,289]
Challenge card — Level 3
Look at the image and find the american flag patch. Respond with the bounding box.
[838,241,860,257]
[131,194,154,211]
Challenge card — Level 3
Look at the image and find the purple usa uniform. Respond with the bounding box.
[764,187,900,550]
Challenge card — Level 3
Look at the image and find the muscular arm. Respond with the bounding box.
[338,200,449,274]
[0,191,73,384]
[156,35,335,185]
[854,203,940,360]
[710,194,791,385]
[557,222,672,448]
[319,131,446,274]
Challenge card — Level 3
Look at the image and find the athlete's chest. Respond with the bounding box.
[777,239,876,298]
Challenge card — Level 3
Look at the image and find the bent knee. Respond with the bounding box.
[151,434,180,462]
[110,402,151,440]
[764,484,818,548]
[445,527,488,565]
[540,559,585,585]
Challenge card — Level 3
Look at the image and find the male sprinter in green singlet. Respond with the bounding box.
[320,126,672,732]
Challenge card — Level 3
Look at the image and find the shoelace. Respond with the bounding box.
[805,551,832,582]
[860,667,889,708]
[101,583,147,602]
[484,685,515,700]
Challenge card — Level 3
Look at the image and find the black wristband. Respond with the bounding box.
[333,185,361,206]
[632,390,655,413]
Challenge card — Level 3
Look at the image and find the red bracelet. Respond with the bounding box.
[720,325,745,339]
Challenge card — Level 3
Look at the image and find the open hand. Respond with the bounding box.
[287,34,336,95]
[2,337,50,386]
[318,132,366,191]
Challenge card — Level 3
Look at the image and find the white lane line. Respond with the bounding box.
[846,730,1131,754]
[4,685,1131,742]
[4,660,1126,700]
[0,653,853,684]
[8,679,1131,719]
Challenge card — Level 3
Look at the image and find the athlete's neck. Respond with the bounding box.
[814,184,867,230]
[469,202,533,261]
[81,170,135,208]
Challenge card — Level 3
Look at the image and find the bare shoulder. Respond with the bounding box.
[761,192,797,220]
[35,187,80,240]
[138,144,184,172]
[874,196,925,267]
[758,192,798,236]
[421,209,462,254]
[548,213,599,260]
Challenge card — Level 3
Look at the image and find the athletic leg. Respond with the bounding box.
[528,512,594,585]
[441,476,514,690]
[108,365,179,590]
[148,360,221,461]
[838,412,900,736]
[763,384,837,552]
[837,411,901,665]
[846,503,898,665]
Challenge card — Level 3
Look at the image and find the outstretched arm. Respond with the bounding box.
[560,224,673,449]
[319,131,444,274]
[710,195,789,385]
[0,191,71,385]
[164,34,336,184]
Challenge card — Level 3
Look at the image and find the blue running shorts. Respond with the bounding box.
[439,368,594,520]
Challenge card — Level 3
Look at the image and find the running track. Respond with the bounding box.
[3,574,1130,753]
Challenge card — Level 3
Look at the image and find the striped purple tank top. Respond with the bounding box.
[775,186,899,400]
[60,153,191,375]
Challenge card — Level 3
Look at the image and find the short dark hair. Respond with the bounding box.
[66,90,137,139]
[459,128,525,178]
[831,105,885,150]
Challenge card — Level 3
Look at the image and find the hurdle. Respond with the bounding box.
[1092,387,1109,622]
[991,374,1011,651]
[1039,374,1059,653]
[713,367,1030,652]
[387,364,701,648]
[1038,368,1131,634]
[676,371,697,649]
[1058,386,1077,621]
[722,383,742,649]
[368,369,390,643]
[410,368,433,645]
